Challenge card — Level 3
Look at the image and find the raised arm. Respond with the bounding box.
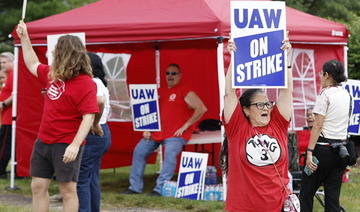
[174,91,207,136]
[276,33,293,121]
[224,41,238,124]
[16,20,40,76]
[91,96,105,136]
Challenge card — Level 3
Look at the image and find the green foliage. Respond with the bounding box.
[284,0,360,79]
[0,0,97,53]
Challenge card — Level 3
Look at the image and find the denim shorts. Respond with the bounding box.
[30,139,84,182]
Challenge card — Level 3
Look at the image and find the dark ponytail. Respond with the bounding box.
[87,52,107,87]
[322,60,346,84]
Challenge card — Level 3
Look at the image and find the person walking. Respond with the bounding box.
[300,60,350,212]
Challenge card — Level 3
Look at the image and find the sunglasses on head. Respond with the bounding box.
[166,72,179,76]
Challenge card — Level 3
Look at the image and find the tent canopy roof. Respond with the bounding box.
[12,0,349,44]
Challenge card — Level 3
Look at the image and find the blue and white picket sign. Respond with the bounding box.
[176,152,208,200]
[129,84,161,131]
[344,80,360,135]
[47,32,86,65]
[230,1,287,88]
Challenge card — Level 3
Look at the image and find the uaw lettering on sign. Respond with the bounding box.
[176,152,208,200]
[231,1,287,88]
[344,80,360,135]
[129,84,161,131]
[234,9,282,29]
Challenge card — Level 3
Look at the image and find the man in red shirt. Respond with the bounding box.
[122,64,207,196]
[0,52,14,179]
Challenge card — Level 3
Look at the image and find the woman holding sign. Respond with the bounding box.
[224,35,292,212]
[17,21,98,212]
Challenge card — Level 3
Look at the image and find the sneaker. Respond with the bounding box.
[120,189,140,195]
[147,191,161,197]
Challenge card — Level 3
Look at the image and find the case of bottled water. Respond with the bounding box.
[161,180,177,197]
[203,184,223,201]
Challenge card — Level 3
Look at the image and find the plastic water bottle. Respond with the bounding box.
[218,184,223,201]
[205,166,218,185]
[209,187,216,201]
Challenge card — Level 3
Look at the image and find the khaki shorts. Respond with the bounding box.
[30,139,84,182]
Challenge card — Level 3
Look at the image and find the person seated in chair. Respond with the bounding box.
[296,106,315,166]
[121,63,207,196]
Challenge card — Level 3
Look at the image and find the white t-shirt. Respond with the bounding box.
[93,78,110,124]
[313,86,351,140]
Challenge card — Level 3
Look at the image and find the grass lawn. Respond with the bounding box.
[0,162,359,211]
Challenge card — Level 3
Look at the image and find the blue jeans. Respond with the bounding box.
[77,124,111,212]
[129,137,185,193]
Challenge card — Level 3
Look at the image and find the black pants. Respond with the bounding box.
[0,125,12,176]
[299,144,346,212]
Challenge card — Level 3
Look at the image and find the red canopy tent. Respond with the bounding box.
[11,0,348,176]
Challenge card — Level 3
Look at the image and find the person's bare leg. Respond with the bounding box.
[59,181,78,212]
[31,177,51,212]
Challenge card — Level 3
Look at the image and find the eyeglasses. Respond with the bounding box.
[250,101,274,110]
[166,72,179,76]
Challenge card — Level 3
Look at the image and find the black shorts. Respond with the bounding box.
[30,139,84,182]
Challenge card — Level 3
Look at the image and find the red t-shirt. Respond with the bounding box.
[224,104,289,212]
[0,69,13,125]
[152,84,193,142]
[36,64,98,144]
[296,129,311,166]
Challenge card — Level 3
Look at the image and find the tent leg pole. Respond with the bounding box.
[6,46,20,191]
[344,45,348,77]
[217,37,226,201]
[154,42,163,173]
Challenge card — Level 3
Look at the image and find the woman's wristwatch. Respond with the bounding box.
[2,102,6,108]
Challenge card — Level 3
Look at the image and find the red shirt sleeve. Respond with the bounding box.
[224,103,247,138]
[36,64,51,87]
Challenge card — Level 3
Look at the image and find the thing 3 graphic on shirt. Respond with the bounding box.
[47,79,65,100]
[246,134,281,166]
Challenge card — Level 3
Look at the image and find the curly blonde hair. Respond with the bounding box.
[50,35,92,81]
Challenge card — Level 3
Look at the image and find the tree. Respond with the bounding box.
[284,0,360,79]
[0,0,96,52]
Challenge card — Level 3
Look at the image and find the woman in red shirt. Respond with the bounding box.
[224,37,292,212]
[17,21,98,212]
